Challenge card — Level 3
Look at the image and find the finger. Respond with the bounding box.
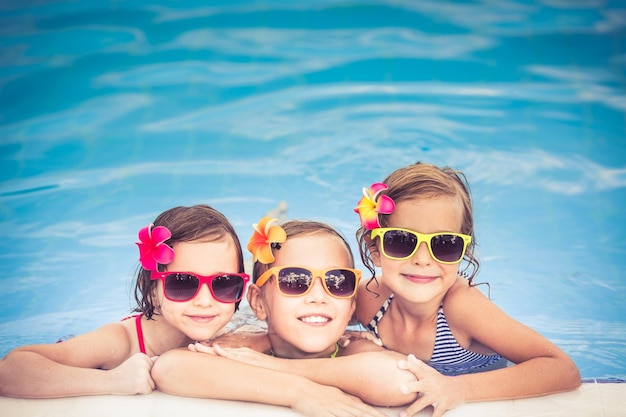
[400,396,431,417]
[431,404,446,417]
[398,355,426,373]
[400,380,421,395]
[194,342,216,354]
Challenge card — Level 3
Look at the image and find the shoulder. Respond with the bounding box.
[443,277,500,327]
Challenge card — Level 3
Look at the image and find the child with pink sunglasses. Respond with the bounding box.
[0,204,249,398]
[152,218,418,412]
[353,162,581,417]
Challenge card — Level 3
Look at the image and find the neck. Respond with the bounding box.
[269,340,339,359]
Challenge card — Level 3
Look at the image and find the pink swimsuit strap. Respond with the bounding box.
[134,314,146,354]
[121,314,146,354]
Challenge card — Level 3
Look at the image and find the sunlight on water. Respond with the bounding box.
[0,0,624,379]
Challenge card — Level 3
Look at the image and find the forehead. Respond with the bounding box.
[390,195,464,233]
[169,237,239,273]
[273,233,352,269]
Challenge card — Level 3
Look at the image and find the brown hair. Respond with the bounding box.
[133,204,244,318]
[252,220,355,283]
[356,162,480,288]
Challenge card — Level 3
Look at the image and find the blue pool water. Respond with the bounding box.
[0,0,625,380]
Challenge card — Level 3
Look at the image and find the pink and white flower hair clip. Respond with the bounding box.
[354,182,395,230]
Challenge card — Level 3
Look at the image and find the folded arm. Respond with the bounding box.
[152,348,388,417]
[0,324,155,398]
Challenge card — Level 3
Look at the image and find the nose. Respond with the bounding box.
[192,283,215,306]
[304,276,329,303]
[412,241,433,265]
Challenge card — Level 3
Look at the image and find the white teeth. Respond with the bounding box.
[300,316,330,323]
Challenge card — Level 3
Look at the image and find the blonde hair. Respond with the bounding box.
[252,220,355,283]
[356,162,480,287]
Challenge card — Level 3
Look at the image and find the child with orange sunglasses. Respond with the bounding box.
[152,218,418,412]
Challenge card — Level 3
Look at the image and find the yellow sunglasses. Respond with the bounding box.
[371,227,472,264]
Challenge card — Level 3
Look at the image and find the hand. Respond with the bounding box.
[293,380,389,417]
[209,331,271,352]
[338,330,383,348]
[397,355,466,417]
[108,353,156,395]
[188,341,217,354]
[211,343,278,370]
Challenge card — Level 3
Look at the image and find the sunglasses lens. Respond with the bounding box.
[382,229,418,258]
[277,267,313,296]
[164,273,199,301]
[211,275,245,303]
[324,269,357,297]
[431,234,466,263]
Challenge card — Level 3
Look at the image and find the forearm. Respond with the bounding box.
[153,349,313,407]
[264,351,417,406]
[0,351,117,398]
[459,356,581,402]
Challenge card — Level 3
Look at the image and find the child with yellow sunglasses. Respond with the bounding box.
[354,162,581,417]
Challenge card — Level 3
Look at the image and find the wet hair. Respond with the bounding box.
[356,162,481,290]
[252,220,355,283]
[133,204,245,318]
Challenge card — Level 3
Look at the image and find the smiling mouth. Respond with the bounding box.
[188,315,216,323]
[403,274,436,284]
[299,315,331,324]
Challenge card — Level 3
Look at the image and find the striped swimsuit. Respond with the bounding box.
[367,294,504,376]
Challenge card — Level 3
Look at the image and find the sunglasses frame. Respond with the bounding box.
[151,271,250,303]
[256,266,362,299]
[371,227,472,264]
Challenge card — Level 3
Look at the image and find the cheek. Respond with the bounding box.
[333,299,355,323]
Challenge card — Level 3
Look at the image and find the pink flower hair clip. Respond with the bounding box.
[136,224,175,271]
[354,182,395,230]
[247,217,287,264]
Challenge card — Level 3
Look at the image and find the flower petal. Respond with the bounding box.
[151,226,172,244]
[154,244,175,265]
[138,225,152,244]
[369,182,388,196]
[256,245,276,264]
[376,195,395,215]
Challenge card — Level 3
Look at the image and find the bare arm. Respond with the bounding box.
[151,348,388,417]
[0,324,155,398]
[208,339,418,406]
[400,284,581,417]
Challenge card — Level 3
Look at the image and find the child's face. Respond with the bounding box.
[253,233,356,359]
[156,237,240,342]
[373,195,464,304]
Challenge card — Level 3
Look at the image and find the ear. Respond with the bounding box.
[247,285,268,321]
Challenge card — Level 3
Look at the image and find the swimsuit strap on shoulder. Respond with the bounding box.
[135,314,146,354]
